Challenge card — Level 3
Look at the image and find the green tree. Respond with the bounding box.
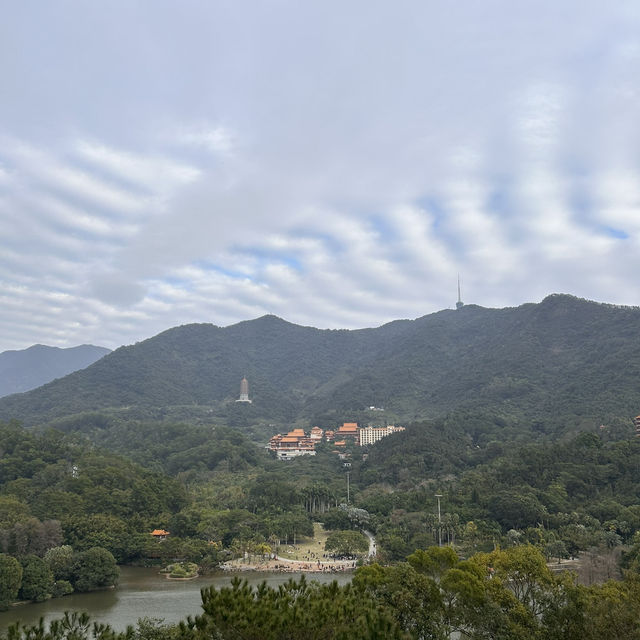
[18,554,54,602]
[353,562,445,639]
[407,546,458,580]
[177,576,406,640]
[580,575,640,640]
[72,547,119,592]
[1,611,137,640]
[545,540,569,563]
[0,553,22,610]
[45,545,74,581]
[0,496,30,527]
[325,530,369,556]
[487,490,547,530]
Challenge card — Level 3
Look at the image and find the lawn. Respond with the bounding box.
[276,522,331,561]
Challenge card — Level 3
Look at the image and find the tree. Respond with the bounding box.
[0,553,22,610]
[545,540,569,564]
[177,576,405,640]
[488,490,547,530]
[2,611,139,640]
[407,546,459,581]
[72,547,119,592]
[0,496,30,527]
[470,544,559,629]
[324,530,369,556]
[19,554,54,602]
[353,563,445,639]
[580,575,640,640]
[45,545,74,581]
[318,508,351,531]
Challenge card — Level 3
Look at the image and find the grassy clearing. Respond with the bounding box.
[277,523,330,561]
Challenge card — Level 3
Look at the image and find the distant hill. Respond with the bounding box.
[0,344,111,398]
[1,295,639,432]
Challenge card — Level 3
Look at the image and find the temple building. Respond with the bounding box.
[336,422,359,442]
[269,428,317,460]
[269,422,406,461]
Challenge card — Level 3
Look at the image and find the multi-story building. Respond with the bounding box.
[270,422,405,460]
[358,425,405,446]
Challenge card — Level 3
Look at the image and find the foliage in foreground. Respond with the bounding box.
[6,546,640,640]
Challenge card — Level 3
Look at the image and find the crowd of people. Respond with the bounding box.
[221,542,360,573]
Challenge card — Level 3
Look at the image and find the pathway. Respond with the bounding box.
[363,530,377,559]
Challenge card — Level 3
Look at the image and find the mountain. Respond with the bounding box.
[0,295,639,431]
[0,344,111,398]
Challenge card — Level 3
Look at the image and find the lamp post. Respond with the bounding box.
[435,494,443,546]
[346,472,350,504]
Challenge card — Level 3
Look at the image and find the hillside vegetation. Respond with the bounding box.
[0,295,639,434]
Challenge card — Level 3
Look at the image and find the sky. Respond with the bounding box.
[1,1,640,352]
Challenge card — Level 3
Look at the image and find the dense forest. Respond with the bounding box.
[3,410,640,613]
[2,295,640,435]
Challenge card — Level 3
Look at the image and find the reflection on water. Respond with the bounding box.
[0,566,352,633]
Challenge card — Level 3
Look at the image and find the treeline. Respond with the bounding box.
[6,545,640,639]
[0,546,118,609]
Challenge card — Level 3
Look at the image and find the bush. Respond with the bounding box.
[51,580,74,598]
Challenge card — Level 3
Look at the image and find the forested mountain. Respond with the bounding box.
[0,344,110,398]
[1,294,639,431]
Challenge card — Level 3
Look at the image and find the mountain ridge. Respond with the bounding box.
[0,343,111,398]
[1,294,639,431]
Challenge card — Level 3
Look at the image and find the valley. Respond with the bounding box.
[2,295,640,638]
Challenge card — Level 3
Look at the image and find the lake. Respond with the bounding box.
[0,566,353,633]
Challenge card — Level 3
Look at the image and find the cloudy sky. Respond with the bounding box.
[1,1,640,351]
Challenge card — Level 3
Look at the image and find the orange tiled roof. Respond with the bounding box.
[151,529,170,536]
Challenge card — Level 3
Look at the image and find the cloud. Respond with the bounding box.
[174,125,235,155]
[1,1,640,350]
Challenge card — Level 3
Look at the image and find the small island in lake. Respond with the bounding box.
[160,562,199,580]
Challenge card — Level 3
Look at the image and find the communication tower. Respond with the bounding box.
[456,275,464,310]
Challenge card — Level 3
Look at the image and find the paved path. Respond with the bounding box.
[363,530,377,558]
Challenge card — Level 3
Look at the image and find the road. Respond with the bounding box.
[363,530,377,558]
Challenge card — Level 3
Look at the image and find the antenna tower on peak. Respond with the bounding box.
[456,275,464,310]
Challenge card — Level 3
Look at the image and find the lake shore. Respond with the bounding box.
[220,557,357,573]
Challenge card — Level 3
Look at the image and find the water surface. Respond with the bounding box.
[0,566,352,633]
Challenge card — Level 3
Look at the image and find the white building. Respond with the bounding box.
[358,425,405,446]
